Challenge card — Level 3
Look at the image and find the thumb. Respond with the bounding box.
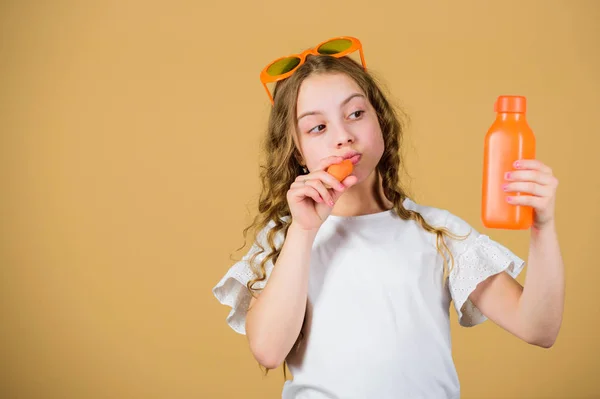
[341,175,358,187]
[331,175,359,202]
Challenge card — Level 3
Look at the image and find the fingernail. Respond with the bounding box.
[329,200,334,206]
[502,184,509,191]
[505,172,511,180]
[506,196,513,202]
[514,161,520,168]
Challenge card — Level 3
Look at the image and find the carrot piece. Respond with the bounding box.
[326,159,353,182]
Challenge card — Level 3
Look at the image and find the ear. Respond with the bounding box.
[293,150,305,167]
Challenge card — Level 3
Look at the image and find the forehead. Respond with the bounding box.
[296,73,365,115]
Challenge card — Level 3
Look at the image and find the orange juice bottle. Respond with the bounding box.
[482,95,536,229]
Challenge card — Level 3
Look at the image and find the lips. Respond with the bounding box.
[348,154,361,165]
[341,151,362,165]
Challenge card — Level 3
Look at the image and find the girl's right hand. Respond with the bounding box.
[286,156,359,232]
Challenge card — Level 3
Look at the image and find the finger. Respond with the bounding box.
[290,180,310,189]
[304,179,335,206]
[314,170,347,191]
[505,170,554,185]
[330,175,359,203]
[503,182,553,197]
[514,159,552,174]
[289,185,323,204]
[506,194,543,207]
[341,175,358,187]
[296,171,346,192]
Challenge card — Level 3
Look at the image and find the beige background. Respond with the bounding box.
[1,1,599,398]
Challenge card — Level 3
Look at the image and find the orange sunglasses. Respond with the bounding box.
[259,36,367,105]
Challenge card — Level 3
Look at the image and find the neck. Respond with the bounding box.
[330,169,393,217]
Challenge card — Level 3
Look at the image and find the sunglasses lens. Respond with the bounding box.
[317,38,353,55]
[267,56,301,76]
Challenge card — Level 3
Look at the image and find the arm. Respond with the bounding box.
[469,222,564,347]
[469,159,564,348]
[245,222,317,369]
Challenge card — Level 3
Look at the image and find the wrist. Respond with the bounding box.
[289,222,319,238]
[531,219,557,236]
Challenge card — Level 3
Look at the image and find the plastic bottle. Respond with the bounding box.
[482,95,536,229]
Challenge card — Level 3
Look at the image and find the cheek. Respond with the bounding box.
[300,140,327,170]
[351,126,384,179]
[364,125,385,158]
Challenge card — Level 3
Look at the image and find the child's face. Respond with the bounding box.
[295,73,384,183]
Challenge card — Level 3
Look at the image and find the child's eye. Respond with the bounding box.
[349,110,365,119]
[309,124,326,134]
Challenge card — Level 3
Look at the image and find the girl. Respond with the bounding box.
[212,37,564,398]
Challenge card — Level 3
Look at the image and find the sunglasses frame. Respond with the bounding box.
[259,36,367,105]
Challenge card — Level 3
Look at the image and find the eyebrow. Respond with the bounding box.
[297,93,365,121]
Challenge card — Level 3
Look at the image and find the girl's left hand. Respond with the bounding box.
[503,159,559,230]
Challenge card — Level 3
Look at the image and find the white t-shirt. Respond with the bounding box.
[213,198,525,399]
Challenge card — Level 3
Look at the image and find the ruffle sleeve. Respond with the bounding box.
[212,220,282,334]
[445,213,526,327]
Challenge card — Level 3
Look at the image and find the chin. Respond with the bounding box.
[351,166,374,185]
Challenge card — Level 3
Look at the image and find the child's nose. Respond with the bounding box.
[336,137,354,147]
[333,127,355,147]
